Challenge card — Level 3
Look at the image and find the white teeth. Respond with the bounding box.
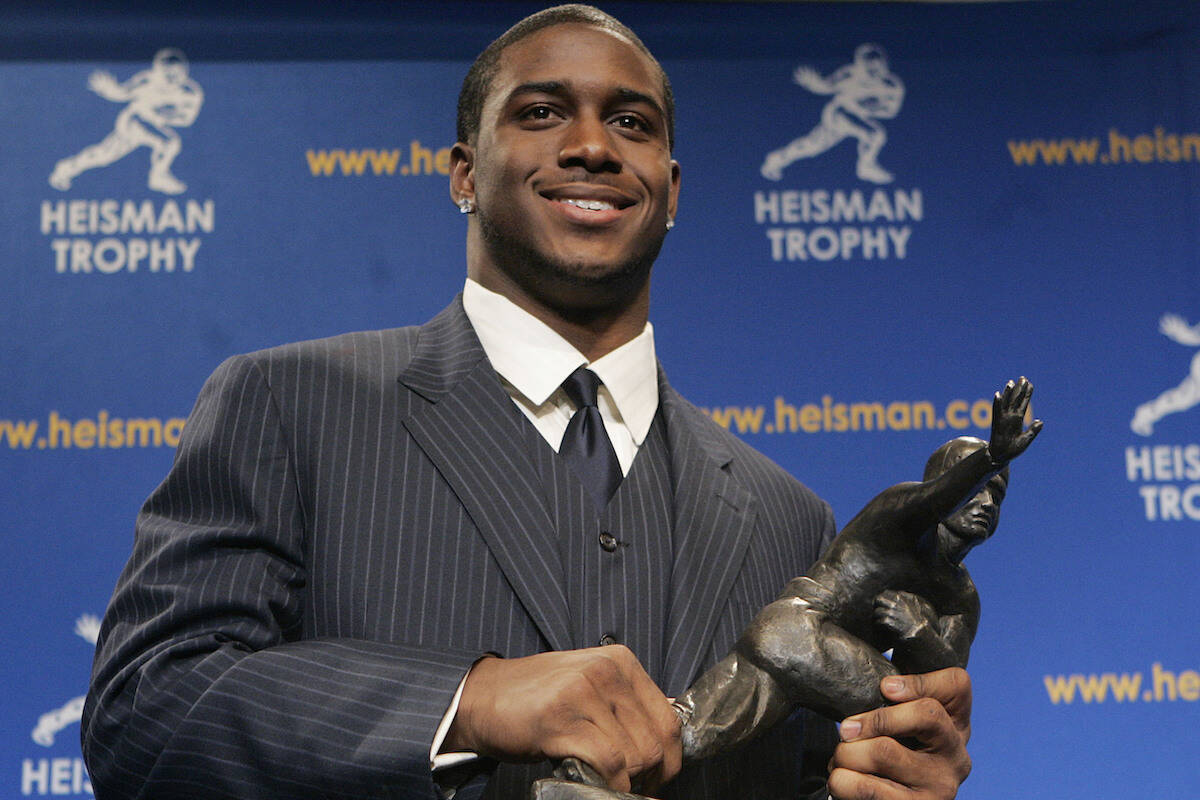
[560,198,615,211]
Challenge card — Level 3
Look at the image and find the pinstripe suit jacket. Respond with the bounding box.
[83,297,836,800]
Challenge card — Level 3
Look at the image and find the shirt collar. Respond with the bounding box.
[462,278,659,445]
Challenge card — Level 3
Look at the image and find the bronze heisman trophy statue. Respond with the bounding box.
[534,377,1042,800]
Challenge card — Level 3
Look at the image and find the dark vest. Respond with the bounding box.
[479,405,828,800]
[480,408,676,800]
[532,406,675,684]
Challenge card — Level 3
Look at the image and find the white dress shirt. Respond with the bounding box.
[462,277,659,475]
[430,278,662,776]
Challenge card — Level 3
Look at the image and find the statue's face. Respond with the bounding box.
[943,472,1007,546]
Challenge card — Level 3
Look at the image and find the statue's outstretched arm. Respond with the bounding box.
[900,377,1041,532]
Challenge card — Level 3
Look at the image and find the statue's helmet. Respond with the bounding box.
[923,436,987,482]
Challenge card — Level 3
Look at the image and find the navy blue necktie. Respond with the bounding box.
[559,367,622,509]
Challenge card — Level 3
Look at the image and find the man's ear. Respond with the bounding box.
[667,159,681,222]
[450,142,475,207]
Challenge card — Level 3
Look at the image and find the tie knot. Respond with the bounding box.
[562,367,602,409]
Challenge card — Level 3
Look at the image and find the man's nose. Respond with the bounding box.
[559,115,620,172]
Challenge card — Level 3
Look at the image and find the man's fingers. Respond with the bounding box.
[626,687,682,790]
[831,669,974,799]
[836,699,971,795]
[843,696,960,754]
[629,659,683,779]
[829,738,960,799]
[544,723,633,792]
[569,645,677,789]
[832,735,918,776]
[882,668,973,733]
[828,767,908,800]
[600,646,683,789]
[450,646,681,792]
[829,756,962,800]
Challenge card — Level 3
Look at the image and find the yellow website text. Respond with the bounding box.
[701,396,997,435]
[1007,126,1200,166]
[306,141,452,177]
[1044,662,1199,705]
[1,411,185,450]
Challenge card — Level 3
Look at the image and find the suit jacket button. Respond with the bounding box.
[598,531,618,552]
[599,634,618,646]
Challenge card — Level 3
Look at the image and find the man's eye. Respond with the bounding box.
[612,114,647,131]
[523,105,555,121]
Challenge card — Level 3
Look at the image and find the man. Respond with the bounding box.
[83,6,972,800]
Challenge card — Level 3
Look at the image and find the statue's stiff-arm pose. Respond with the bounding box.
[673,378,1041,761]
[541,379,1040,797]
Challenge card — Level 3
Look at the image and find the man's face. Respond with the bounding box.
[453,23,680,312]
[943,472,1007,545]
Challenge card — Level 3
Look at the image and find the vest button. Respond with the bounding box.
[598,531,618,552]
[599,634,618,646]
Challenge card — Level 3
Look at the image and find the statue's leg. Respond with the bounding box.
[761,125,841,179]
[739,598,896,721]
[673,648,791,761]
[50,131,137,188]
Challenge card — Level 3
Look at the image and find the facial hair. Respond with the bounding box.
[476,201,665,315]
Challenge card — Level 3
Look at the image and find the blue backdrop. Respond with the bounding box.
[2,1,1197,796]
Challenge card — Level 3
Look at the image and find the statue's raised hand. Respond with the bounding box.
[988,377,1042,466]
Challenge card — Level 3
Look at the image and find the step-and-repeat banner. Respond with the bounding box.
[2,1,1196,796]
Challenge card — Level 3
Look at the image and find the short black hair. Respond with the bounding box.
[456,4,674,151]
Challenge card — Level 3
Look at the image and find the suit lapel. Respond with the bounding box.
[396,299,572,652]
[658,378,759,695]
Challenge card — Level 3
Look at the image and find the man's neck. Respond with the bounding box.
[467,268,650,363]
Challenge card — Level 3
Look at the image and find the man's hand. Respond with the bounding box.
[444,646,682,795]
[827,668,972,800]
[988,377,1042,466]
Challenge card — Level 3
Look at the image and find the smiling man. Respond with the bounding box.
[453,9,679,361]
[84,6,971,800]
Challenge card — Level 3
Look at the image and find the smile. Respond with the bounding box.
[557,198,616,212]
[540,184,636,209]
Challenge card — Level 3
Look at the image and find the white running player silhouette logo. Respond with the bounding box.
[761,44,904,184]
[30,614,100,747]
[49,48,203,195]
[1131,313,1200,436]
